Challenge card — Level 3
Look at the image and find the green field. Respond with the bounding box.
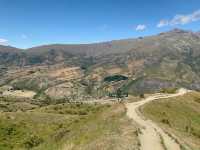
[0,99,139,150]
[142,92,200,150]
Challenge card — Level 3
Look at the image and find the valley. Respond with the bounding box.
[0,29,200,149]
[1,29,200,101]
[2,0,200,149]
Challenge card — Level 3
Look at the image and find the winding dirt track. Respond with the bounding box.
[126,89,190,150]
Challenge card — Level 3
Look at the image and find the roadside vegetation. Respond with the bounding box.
[141,91,200,150]
[160,87,178,94]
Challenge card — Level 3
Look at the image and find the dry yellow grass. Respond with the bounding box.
[60,103,140,150]
[3,90,36,98]
[48,67,82,81]
[0,102,139,150]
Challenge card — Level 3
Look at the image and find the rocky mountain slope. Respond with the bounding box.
[0,29,200,99]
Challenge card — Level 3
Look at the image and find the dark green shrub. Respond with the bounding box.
[24,135,43,149]
[139,94,145,98]
[161,118,170,126]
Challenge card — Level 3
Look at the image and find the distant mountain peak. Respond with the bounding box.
[170,28,191,34]
[196,31,200,36]
[0,45,21,53]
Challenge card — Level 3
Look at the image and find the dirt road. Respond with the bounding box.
[126,88,190,150]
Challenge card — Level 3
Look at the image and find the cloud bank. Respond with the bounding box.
[157,9,200,27]
[0,38,8,46]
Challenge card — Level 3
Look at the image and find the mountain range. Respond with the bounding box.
[0,28,200,99]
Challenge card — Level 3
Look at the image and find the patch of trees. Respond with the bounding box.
[80,57,95,70]
[108,88,128,102]
[28,56,44,65]
[12,79,41,92]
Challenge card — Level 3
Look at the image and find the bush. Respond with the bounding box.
[139,94,145,98]
[161,118,170,126]
[160,87,178,94]
[53,128,70,142]
[78,110,88,115]
[24,135,43,149]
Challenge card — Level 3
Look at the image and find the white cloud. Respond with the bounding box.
[0,38,8,46]
[136,24,146,31]
[157,20,169,28]
[157,9,200,27]
[171,15,191,25]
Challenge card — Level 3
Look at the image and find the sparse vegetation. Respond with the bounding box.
[12,79,42,92]
[159,134,167,150]
[0,27,200,150]
[142,92,200,150]
[160,87,178,94]
[0,98,139,150]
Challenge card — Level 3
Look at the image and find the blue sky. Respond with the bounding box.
[0,0,200,48]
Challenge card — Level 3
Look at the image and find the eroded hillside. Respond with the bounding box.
[0,29,200,99]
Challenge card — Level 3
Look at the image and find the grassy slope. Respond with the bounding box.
[141,92,200,150]
[0,102,139,150]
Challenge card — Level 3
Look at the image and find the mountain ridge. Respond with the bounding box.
[1,28,199,50]
[0,28,200,97]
